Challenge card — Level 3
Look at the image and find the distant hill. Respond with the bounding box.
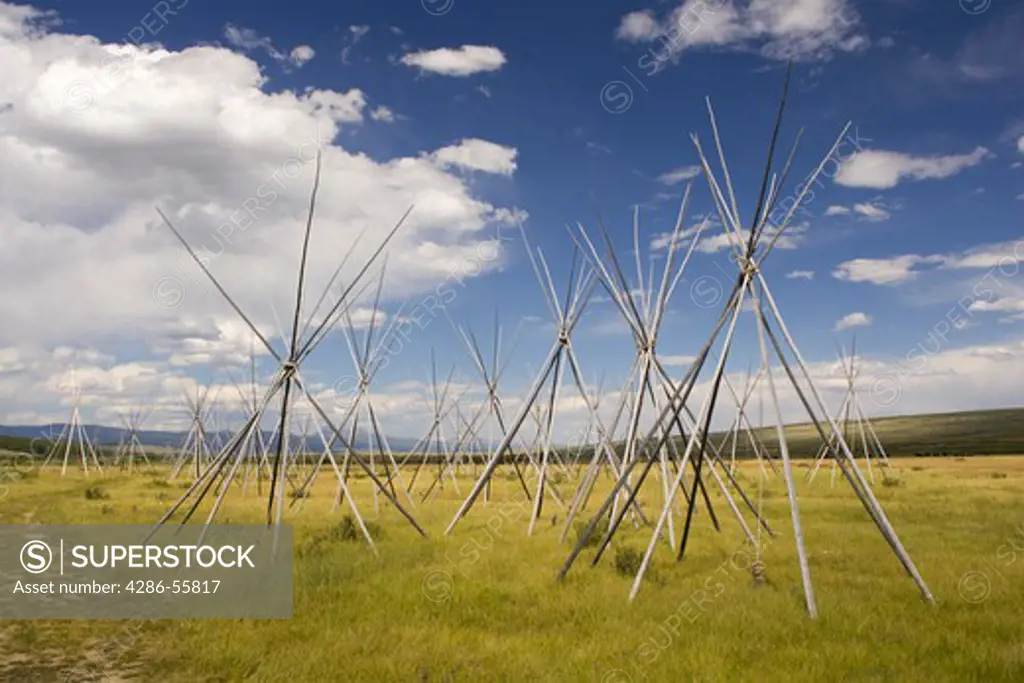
[1,406,1022,459]
[707,406,1024,459]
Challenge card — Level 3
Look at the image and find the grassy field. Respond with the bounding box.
[1,455,1023,682]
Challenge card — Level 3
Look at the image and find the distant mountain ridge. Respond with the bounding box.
[2,406,1023,458]
[0,423,448,454]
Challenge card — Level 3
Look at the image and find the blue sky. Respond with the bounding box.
[0,0,1022,439]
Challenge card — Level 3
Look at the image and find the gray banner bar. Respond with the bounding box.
[0,524,293,619]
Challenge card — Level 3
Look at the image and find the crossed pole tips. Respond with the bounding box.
[224,345,274,497]
[327,261,418,513]
[807,335,892,487]
[561,187,775,555]
[169,383,218,481]
[425,310,534,504]
[150,150,426,545]
[289,264,414,507]
[114,406,154,474]
[557,65,934,617]
[43,362,104,477]
[444,221,617,537]
[404,347,461,501]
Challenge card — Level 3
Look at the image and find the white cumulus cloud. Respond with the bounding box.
[431,138,518,175]
[0,2,524,427]
[615,0,867,62]
[400,45,506,76]
[616,10,661,41]
[835,147,991,189]
[834,312,872,331]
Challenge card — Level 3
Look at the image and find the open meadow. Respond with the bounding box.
[1,456,1022,682]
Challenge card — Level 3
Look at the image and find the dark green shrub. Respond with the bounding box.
[613,546,644,577]
[329,515,383,542]
[84,486,110,500]
[574,517,609,548]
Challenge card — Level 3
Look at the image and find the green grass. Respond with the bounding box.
[1,457,1023,681]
